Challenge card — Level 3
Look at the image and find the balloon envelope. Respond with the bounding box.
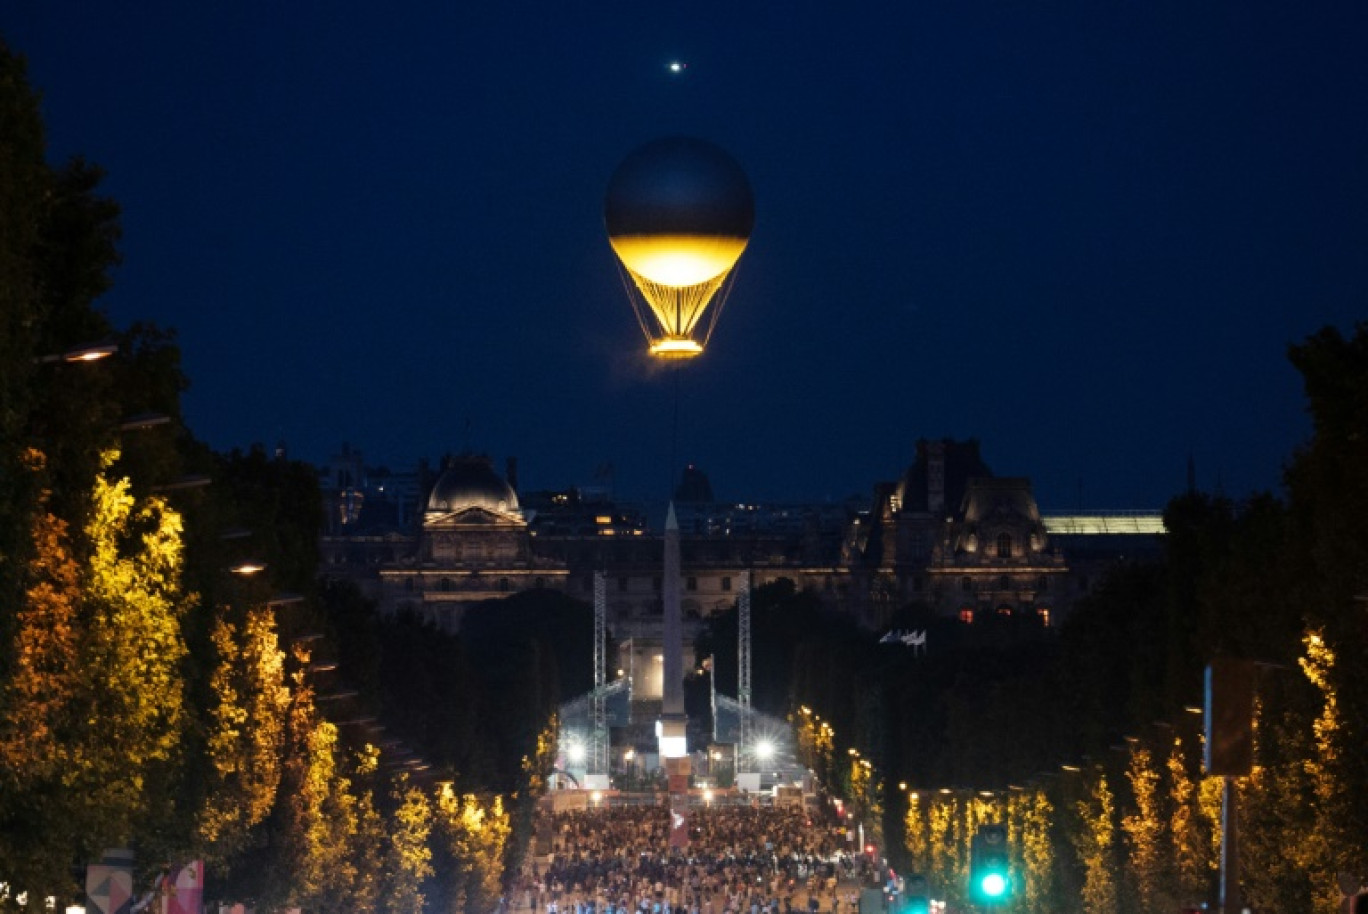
[605,137,754,358]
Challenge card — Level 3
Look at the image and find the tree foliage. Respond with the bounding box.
[197,605,291,869]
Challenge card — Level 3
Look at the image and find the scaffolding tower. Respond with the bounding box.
[737,570,753,765]
[590,571,608,776]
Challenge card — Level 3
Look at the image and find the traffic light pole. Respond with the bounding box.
[1218,775,1240,914]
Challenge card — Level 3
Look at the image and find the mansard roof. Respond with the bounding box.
[895,438,993,515]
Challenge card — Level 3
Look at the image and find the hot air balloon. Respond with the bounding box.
[604,137,754,359]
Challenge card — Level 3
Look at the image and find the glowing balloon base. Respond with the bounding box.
[649,338,704,360]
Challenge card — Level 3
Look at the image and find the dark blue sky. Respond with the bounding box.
[8,3,1367,509]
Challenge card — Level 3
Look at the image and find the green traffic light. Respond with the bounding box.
[971,823,1011,903]
[980,873,1008,898]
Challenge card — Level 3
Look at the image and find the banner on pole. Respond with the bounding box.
[669,796,689,848]
[164,862,203,914]
[87,850,135,914]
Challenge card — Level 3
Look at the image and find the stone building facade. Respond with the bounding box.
[319,440,1157,638]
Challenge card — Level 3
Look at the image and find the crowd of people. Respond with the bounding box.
[511,802,879,914]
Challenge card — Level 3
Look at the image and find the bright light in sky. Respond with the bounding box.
[754,739,775,761]
[668,60,687,73]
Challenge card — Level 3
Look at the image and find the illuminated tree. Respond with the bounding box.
[1122,743,1171,914]
[74,457,193,845]
[197,604,291,870]
[0,471,80,775]
[1011,786,1055,914]
[1294,630,1347,913]
[1074,773,1117,914]
[926,795,961,907]
[903,791,929,875]
[1241,684,1323,914]
[1165,735,1218,906]
[271,643,362,912]
[504,714,558,882]
[433,787,512,914]
[0,450,194,899]
[0,464,86,895]
[1285,325,1368,881]
[347,745,389,914]
[382,777,432,914]
[848,755,882,842]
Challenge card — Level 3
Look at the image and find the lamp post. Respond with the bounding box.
[33,340,118,365]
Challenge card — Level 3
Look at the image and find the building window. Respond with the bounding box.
[958,608,974,624]
[996,533,1012,559]
[997,605,1012,618]
[1037,607,1052,627]
[961,576,972,592]
[686,576,697,592]
[535,576,544,589]
[999,574,1011,591]
[440,578,452,592]
[404,577,413,592]
[1038,575,1048,591]
[722,576,732,592]
[498,577,510,593]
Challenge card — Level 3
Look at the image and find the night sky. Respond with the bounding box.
[7,3,1367,510]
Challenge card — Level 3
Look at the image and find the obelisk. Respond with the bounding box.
[659,502,690,793]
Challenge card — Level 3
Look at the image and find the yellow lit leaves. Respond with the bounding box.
[386,778,433,914]
[435,787,510,913]
[1075,773,1117,914]
[199,605,290,856]
[80,457,192,777]
[1122,745,1167,914]
[1,505,81,780]
[0,450,197,867]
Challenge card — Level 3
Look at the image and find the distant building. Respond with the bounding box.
[318,439,1163,638]
[845,440,1074,627]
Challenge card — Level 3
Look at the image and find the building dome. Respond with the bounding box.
[426,456,519,515]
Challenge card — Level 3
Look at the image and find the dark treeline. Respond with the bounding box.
[322,582,596,794]
[695,323,1368,910]
[1,38,568,911]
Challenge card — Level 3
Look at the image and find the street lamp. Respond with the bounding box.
[118,412,171,432]
[151,474,212,492]
[34,340,118,365]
